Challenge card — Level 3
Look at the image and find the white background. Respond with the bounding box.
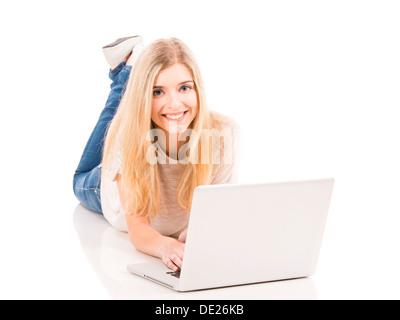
[0,0,399,299]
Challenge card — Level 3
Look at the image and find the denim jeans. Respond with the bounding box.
[73,61,132,213]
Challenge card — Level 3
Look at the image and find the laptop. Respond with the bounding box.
[127,178,334,291]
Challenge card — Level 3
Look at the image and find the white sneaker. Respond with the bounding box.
[126,43,144,67]
[102,36,143,67]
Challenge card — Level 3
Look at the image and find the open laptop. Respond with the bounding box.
[127,178,334,291]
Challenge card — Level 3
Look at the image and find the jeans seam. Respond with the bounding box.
[95,188,101,202]
[74,187,97,191]
[88,189,101,213]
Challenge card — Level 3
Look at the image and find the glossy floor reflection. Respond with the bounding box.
[73,204,317,300]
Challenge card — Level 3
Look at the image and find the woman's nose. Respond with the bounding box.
[167,92,183,109]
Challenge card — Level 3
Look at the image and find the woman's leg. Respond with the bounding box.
[73,61,132,213]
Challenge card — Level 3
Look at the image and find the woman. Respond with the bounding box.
[73,36,240,271]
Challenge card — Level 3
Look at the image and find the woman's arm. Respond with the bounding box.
[116,174,184,271]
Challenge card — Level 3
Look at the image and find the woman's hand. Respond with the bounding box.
[160,229,187,270]
[159,237,185,271]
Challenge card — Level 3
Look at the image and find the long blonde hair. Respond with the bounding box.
[102,38,221,218]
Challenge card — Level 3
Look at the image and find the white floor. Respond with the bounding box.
[1,1,400,300]
[1,194,399,300]
[72,201,400,300]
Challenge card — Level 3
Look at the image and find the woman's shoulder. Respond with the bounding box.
[208,110,241,158]
[209,110,241,132]
[208,111,241,184]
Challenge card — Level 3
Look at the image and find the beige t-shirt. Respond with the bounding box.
[100,112,241,237]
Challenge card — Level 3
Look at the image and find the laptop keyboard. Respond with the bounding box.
[166,271,181,279]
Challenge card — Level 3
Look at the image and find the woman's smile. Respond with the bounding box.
[162,110,189,121]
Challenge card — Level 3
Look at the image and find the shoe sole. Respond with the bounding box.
[102,35,142,49]
[102,36,143,66]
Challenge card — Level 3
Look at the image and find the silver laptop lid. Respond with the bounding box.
[178,178,334,291]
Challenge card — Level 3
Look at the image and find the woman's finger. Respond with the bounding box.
[171,254,183,270]
[162,256,179,271]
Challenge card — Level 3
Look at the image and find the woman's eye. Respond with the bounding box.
[180,85,191,92]
[153,90,163,96]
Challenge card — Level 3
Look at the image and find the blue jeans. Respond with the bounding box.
[73,62,132,213]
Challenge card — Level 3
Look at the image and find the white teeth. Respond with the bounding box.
[165,112,185,120]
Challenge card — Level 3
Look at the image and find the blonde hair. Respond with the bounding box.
[102,38,222,218]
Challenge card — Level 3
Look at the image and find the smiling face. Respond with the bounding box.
[151,63,198,135]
